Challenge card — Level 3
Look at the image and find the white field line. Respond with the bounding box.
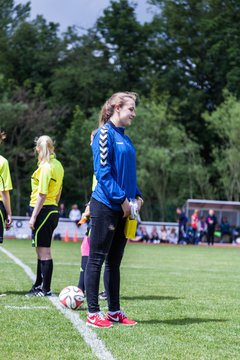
[0,258,158,270]
[5,305,50,309]
[0,246,115,360]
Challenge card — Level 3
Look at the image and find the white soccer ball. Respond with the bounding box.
[236,237,240,244]
[59,286,84,310]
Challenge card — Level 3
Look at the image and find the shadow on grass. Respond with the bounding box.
[4,290,62,296]
[139,318,227,325]
[122,295,181,301]
[4,291,29,295]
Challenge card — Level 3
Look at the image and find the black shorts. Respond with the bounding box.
[32,206,59,248]
[0,201,7,243]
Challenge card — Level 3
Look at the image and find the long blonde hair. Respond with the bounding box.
[35,135,55,164]
[0,131,6,144]
[99,91,138,126]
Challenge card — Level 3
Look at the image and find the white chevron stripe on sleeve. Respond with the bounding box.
[99,127,109,166]
[100,134,107,140]
[100,147,108,154]
[100,154,108,161]
[99,140,107,147]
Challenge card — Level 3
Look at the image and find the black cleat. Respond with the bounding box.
[34,290,52,297]
[25,285,42,298]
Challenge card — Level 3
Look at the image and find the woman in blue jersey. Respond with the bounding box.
[0,132,12,244]
[85,92,143,328]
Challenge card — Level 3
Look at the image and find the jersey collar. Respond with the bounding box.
[108,120,125,135]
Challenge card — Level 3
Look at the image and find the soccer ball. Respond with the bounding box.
[236,237,240,244]
[59,286,84,310]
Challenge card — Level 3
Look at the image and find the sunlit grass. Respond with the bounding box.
[1,240,240,359]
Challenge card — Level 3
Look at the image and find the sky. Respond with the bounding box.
[16,0,155,32]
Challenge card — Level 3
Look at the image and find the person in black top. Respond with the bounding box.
[176,208,188,244]
[206,209,217,246]
[59,203,67,218]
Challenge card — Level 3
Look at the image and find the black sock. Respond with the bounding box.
[77,256,88,293]
[41,259,53,292]
[34,259,43,287]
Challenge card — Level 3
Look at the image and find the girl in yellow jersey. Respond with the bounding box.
[0,132,12,243]
[26,135,64,297]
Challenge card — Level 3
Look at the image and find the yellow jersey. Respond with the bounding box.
[0,155,13,202]
[30,154,64,207]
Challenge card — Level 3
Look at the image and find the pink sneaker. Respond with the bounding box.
[87,312,113,328]
[107,311,137,326]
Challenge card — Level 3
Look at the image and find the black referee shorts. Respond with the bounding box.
[32,205,59,248]
[0,201,7,243]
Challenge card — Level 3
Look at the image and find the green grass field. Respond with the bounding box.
[1,240,240,360]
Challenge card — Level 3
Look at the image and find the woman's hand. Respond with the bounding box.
[29,193,46,230]
[136,199,142,212]
[29,215,36,230]
[121,198,131,218]
[5,214,12,230]
[83,204,90,217]
[136,197,144,212]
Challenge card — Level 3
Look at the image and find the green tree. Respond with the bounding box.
[204,91,240,201]
[0,88,57,214]
[50,28,114,114]
[0,0,30,76]
[8,15,61,94]
[128,99,211,220]
[61,106,97,210]
[147,0,240,152]
[96,0,150,93]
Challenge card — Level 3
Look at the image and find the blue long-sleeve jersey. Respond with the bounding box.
[91,121,142,211]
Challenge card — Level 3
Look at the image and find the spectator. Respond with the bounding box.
[191,209,199,244]
[197,216,207,243]
[135,225,150,243]
[176,207,188,244]
[134,224,144,242]
[69,204,81,224]
[232,226,240,244]
[186,225,195,244]
[214,225,221,241]
[59,203,67,218]
[150,226,160,244]
[160,225,168,243]
[206,209,217,246]
[141,226,150,243]
[220,216,231,242]
[168,227,178,244]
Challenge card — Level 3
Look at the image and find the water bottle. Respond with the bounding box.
[129,198,139,220]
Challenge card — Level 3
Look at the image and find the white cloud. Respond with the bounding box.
[17,0,153,31]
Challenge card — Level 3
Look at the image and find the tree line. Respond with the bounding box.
[1,0,240,220]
